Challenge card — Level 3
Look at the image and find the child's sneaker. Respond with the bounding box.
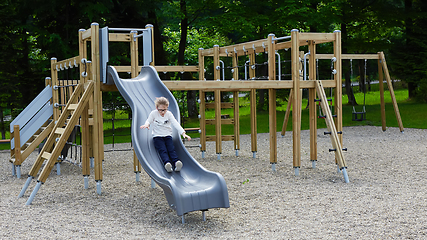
[175,161,183,172]
[164,162,172,172]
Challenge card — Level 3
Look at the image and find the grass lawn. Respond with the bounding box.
[1,87,425,151]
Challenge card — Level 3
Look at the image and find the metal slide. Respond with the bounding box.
[107,66,230,217]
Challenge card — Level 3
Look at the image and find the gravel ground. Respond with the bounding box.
[1,126,427,239]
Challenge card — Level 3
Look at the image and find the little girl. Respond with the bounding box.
[140,97,191,172]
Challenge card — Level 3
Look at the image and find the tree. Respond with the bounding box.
[389,0,427,101]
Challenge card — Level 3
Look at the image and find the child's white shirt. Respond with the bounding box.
[145,110,185,137]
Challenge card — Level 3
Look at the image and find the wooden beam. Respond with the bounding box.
[109,33,131,42]
[198,48,206,152]
[379,52,404,132]
[81,29,91,40]
[205,102,234,109]
[378,57,386,131]
[250,89,257,154]
[206,135,235,141]
[206,119,234,125]
[112,65,199,73]
[291,29,301,169]
[299,33,335,42]
[154,65,199,72]
[308,41,317,163]
[202,38,269,57]
[333,30,343,147]
[316,54,380,60]
[52,56,80,71]
[13,125,21,165]
[233,91,240,152]
[101,79,337,92]
[281,90,292,136]
[91,23,103,181]
[268,34,277,164]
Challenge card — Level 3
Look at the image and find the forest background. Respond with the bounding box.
[1,0,426,139]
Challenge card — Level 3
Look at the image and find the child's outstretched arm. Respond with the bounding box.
[140,123,150,129]
[182,132,191,141]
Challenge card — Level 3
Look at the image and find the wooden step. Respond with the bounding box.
[68,104,78,111]
[55,128,66,135]
[41,152,52,160]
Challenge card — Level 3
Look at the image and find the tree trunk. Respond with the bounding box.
[405,0,417,99]
[344,60,357,106]
[0,106,5,139]
[257,89,267,111]
[178,0,198,118]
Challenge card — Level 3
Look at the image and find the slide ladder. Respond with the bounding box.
[315,80,349,183]
[9,85,55,177]
[18,82,94,204]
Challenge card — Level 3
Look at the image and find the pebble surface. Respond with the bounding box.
[1,126,426,239]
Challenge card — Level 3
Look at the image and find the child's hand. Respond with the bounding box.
[140,124,149,130]
[182,133,191,141]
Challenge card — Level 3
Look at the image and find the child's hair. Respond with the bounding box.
[155,97,169,107]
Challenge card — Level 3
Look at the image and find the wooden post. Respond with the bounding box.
[214,90,221,155]
[233,91,240,153]
[378,53,386,131]
[13,125,21,165]
[250,89,257,156]
[333,30,343,146]
[248,50,257,156]
[79,28,90,176]
[81,103,90,176]
[51,57,59,122]
[45,77,52,87]
[249,53,255,80]
[213,45,221,155]
[198,48,206,153]
[268,34,277,164]
[91,23,103,182]
[232,53,240,153]
[299,51,304,127]
[308,41,317,163]
[79,29,87,84]
[291,29,301,169]
[379,52,404,132]
[131,30,143,174]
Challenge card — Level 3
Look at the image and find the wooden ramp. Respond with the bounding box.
[315,80,349,183]
[18,81,94,204]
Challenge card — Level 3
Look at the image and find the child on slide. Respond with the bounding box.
[140,97,191,172]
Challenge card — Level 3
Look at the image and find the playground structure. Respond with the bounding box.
[8,23,403,219]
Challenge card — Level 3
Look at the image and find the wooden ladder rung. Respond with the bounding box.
[41,152,52,160]
[55,128,66,135]
[68,104,78,111]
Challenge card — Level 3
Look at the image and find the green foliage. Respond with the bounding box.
[163,27,232,67]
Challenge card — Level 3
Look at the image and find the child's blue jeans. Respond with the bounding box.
[153,136,180,166]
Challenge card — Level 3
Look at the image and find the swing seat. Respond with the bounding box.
[352,111,366,121]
